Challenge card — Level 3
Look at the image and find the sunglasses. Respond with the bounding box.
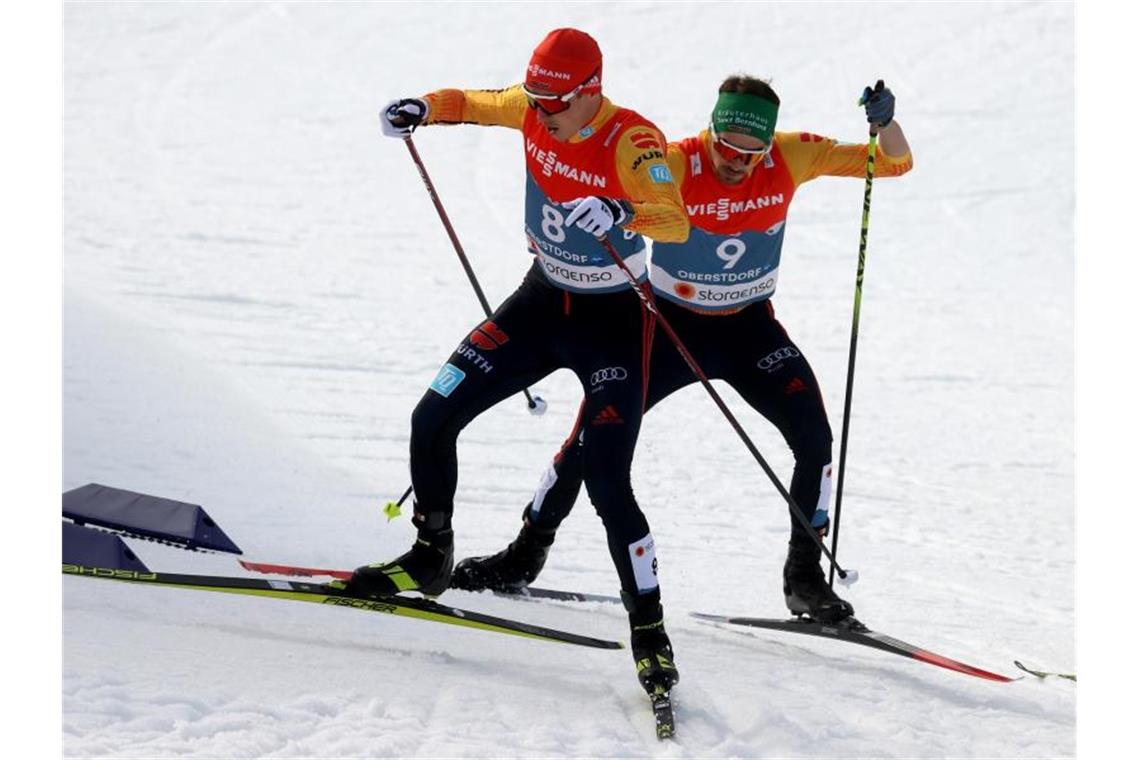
[523,71,597,115]
[709,123,772,166]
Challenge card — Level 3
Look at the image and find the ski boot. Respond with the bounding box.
[625,590,680,695]
[344,516,454,599]
[451,517,556,592]
[783,537,855,623]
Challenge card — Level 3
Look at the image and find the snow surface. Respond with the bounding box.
[63,2,1074,756]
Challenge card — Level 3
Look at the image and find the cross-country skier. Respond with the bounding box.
[452,75,913,624]
[347,28,690,695]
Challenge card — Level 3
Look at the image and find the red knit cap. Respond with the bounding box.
[525,28,602,96]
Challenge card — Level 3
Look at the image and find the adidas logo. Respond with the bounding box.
[591,405,624,425]
[784,377,807,395]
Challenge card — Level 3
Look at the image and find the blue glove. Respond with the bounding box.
[859,80,895,128]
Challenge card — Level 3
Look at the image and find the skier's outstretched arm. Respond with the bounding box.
[380,86,529,137]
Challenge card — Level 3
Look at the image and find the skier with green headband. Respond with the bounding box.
[455,75,912,636]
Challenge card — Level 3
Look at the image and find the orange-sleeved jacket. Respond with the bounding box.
[777,130,913,186]
[422,86,689,293]
[648,129,912,312]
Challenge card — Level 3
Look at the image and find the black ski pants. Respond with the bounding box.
[409,262,662,596]
[524,297,834,548]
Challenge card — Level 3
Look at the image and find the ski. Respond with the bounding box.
[650,688,675,740]
[692,612,1014,682]
[239,559,352,579]
[239,559,623,604]
[64,563,622,650]
[1014,660,1075,681]
[489,584,622,604]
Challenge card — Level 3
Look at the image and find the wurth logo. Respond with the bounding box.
[628,130,661,150]
[456,344,494,374]
[468,321,509,351]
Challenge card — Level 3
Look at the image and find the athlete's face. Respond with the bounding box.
[708,129,769,185]
[529,90,602,142]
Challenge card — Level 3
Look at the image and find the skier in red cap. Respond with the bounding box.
[349,28,689,699]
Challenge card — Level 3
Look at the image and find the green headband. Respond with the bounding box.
[711,92,779,143]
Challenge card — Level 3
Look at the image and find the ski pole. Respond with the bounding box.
[593,234,858,583]
[382,484,413,521]
[828,131,878,587]
[387,136,548,514]
[1014,661,1076,681]
[401,135,546,416]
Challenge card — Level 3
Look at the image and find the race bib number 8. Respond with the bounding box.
[541,204,566,243]
[541,202,637,243]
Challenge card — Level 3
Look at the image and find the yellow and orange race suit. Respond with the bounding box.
[648,129,913,312]
[423,86,689,293]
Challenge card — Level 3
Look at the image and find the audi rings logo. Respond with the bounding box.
[590,366,629,386]
[757,346,800,372]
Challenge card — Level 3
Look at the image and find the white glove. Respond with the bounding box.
[561,196,630,237]
[380,98,428,138]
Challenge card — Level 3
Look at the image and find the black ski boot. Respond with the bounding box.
[625,590,680,695]
[451,518,556,592]
[783,538,855,623]
[345,519,454,599]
